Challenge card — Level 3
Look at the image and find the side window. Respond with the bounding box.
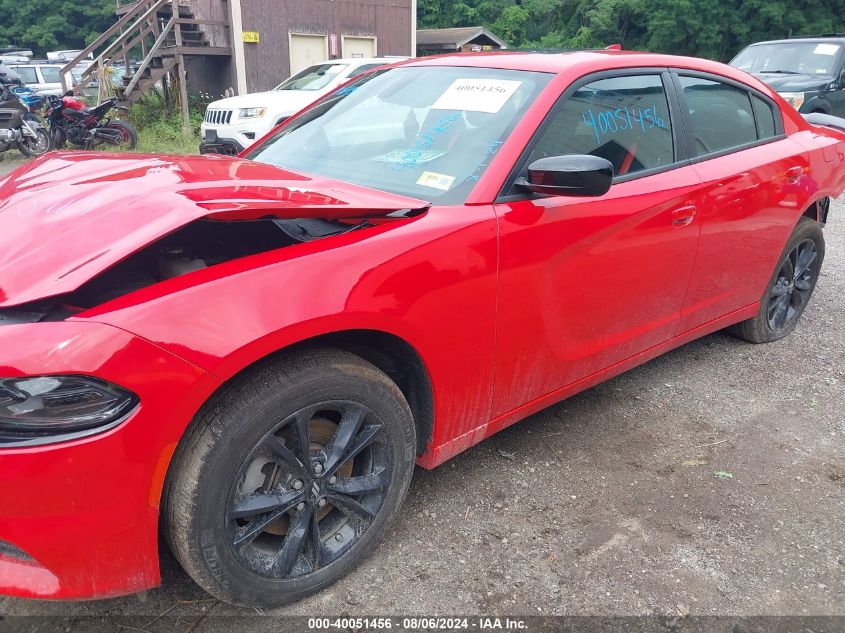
[39,67,61,84]
[12,67,38,84]
[751,94,778,139]
[526,74,674,178]
[679,76,757,155]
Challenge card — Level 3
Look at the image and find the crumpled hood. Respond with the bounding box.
[753,72,831,92]
[0,152,428,308]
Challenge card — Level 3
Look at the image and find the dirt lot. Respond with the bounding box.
[0,160,843,628]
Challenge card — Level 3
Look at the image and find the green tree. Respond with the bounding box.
[418,0,845,61]
[0,0,115,55]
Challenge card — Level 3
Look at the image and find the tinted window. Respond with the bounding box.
[680,76,756,155]
[39,66,61,83]
[526,74,674,177]
[347,63,384,79]
[12,66,37,84]
[751,95,777,138]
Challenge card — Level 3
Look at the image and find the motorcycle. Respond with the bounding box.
[0,76,51,158]
[46,93,138,150]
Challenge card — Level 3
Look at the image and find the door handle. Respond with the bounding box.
[671,204,697,227]
[785,166,804,184]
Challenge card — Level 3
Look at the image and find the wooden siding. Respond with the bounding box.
[240,0,413,92]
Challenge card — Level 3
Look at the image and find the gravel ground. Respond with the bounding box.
[0,161,842,628]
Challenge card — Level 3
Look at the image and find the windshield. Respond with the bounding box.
[275,63,348,91]
[248,65,551,204]
[732,42,842,76]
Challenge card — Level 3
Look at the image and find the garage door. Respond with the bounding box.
[289,33,328,75]
[342,36,376,59]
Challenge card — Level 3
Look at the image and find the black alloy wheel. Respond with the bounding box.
[766,238,817,334]
[730,216,824,343]
[164,349,416,607]
[226,401,392,580]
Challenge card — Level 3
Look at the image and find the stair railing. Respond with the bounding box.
[123,15,175,97]
[59,0,170,96]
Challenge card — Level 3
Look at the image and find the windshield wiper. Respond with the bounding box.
[759,69,800,74]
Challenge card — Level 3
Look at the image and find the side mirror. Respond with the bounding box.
[520,155,614,197]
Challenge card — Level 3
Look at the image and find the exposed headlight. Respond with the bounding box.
[778,92,805,110]
[239,107,266,119]
[0,375,138,444]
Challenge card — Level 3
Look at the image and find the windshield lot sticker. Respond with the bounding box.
[814,43,840,55]
[416,171,456,190]
[432,79,522,113]
[375,149,445,164]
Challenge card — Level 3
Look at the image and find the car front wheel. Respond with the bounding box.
[163,348,416,607]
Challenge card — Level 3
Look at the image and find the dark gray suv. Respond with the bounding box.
[731,36,845,116]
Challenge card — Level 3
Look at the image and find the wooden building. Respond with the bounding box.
[235,0,417,93]
[416,26,507,57]
[61,0,416,119]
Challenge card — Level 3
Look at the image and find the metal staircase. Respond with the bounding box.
[60,0,232,123]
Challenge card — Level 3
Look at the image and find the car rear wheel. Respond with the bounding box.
[730,216,824,343]
[163,348,416,607]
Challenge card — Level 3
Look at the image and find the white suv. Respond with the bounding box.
[199,57,407,154]
[8,62,64,96]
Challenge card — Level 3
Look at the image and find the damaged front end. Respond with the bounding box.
[0,153,429,322]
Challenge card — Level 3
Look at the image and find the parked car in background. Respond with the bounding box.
[731,36,845,116]
[7,61,63,97]
[200,56,408,154]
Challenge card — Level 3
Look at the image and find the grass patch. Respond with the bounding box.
[133,118,201,154]
[125,90,205,155]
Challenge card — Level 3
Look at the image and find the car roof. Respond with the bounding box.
[9,61,60,67]
[404,50,758,83]
[326,57,409,65]
[744,37,845,46]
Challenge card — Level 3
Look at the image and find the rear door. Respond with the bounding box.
[492,70,703,416]
[672,71,812,333]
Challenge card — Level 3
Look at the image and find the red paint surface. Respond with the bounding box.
[0,50,843,599]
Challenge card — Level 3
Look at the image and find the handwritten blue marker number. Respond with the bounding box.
[581,105,666,144]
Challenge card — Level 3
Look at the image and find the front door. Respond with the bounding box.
[492,72,702,417]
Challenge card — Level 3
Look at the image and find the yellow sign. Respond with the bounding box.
[242,31,260,43]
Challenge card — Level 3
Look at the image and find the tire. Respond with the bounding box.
[730,216,825,343]
[163,348,416,607]
[16,127,51,157]
[106,120,138,149]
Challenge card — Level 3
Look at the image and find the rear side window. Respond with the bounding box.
[751,94,777,138]
[526,74,674,177]
[679,76,757,154]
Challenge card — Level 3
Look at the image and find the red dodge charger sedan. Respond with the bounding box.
[0,50,843,607]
